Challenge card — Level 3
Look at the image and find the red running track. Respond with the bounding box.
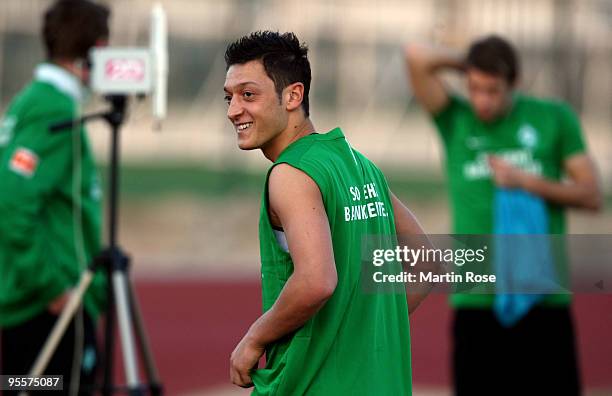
[107,280,612,394]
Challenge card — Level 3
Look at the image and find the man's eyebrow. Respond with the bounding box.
[224,81,260,92]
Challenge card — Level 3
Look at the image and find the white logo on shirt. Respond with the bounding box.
[0,116,16,147]
[518,124,538,149]
[91,175,102,201]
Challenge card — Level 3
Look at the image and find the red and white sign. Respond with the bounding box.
[90,48,152,94]
[104,58,146,82]
[10,147,38,177]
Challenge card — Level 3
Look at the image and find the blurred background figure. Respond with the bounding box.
[0,0,110,394]
[404,34,601,396]
[0,1,610,395]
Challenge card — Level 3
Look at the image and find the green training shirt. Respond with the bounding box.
[251,128,412,395]
[432,93,586,308]
[0,63,106,327]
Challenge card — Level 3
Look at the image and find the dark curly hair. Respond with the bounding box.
[225,31,311,117]
[43,0,110,61]
[466,35,520,85]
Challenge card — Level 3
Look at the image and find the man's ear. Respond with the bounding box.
[510,76,520,90]
[95,38,109,47]
[284,82,305,112]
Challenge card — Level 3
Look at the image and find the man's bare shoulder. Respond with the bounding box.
[268,163,321,203]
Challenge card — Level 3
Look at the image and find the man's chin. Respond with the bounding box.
[237,139,258,151]
[477,112,496,122]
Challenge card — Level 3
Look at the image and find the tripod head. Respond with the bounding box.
[103,95,128,129]
[49,95,128,133]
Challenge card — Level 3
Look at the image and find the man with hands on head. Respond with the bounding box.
[405,35,601,395]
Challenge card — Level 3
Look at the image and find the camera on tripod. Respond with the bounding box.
[89,2,167,127]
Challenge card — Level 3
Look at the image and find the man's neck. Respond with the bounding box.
[52,59,80,78]
[482,93,516,124]
[262,118,316,162]
[35,62,83,101]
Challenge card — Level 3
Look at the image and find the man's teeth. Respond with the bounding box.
[237,122,253,131]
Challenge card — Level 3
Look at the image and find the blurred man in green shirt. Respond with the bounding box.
[0,1,110,393]
[405,35,601,395]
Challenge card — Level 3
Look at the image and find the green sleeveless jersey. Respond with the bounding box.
[251,128,412,395]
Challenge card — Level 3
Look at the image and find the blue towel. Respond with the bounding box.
[493,188,559,327]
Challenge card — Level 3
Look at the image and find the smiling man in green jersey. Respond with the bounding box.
[224,31,432,395]
[0,1,109,393]
[405,35,602,395]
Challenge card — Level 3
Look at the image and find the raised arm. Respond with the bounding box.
[230,163,337,388]
[404,43,464,115]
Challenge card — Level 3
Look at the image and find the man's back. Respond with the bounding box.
[253,127,412,395]
[0,73,105,327]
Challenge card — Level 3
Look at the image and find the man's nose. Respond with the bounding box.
[227,97,243,120]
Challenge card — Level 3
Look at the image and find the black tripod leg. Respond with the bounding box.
[45,96,163,395]
[127,281,163,396]
[102,262,116,396]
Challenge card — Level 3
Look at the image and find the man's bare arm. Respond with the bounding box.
[246,164,336,343]
[391,191,443,314]
[404,43,464,115]
[489,154,602,211]
[230,164,337,387]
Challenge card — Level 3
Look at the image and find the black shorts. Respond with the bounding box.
[453,306,581,396]
[1,308,98,395]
